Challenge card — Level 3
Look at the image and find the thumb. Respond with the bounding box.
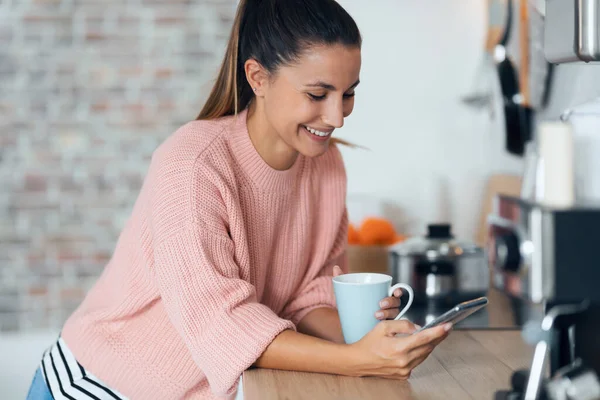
[333,265,343,277]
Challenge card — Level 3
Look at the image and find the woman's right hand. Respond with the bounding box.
[346,319,452,380]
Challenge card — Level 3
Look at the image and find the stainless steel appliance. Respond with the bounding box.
[388,224,489,305]
[488,195,600,399]
[545,0,600,64]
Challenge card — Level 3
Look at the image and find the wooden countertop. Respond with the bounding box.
[243,329,533,399]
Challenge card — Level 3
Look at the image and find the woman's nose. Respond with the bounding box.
[323,98,344,128]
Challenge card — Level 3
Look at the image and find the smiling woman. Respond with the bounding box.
[243,43,361,165]
[25,1,450,399]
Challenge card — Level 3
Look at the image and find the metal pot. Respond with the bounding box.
[388,224,489,304]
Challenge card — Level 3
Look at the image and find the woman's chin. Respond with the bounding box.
[296,127,332,157]
[299,140,331,158]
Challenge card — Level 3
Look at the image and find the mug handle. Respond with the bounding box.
[388,283,414,321]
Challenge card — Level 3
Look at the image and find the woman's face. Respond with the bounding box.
[260,44,361,158]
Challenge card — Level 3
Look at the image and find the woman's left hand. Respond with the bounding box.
[332,266,403,321]
[375,288,402,320]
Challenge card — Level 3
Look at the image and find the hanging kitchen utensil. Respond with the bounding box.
[495,0,533,156]
[518,0,532,109]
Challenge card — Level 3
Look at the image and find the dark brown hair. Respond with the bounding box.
[196,0,362,127]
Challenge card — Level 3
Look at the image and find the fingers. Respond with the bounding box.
[332,265,343,277]
[379,296,401,310]
[403,323,452,350]
[376,308,400,320]
[394,333,446,377]
[404,353,431,373]
[376,296,402,320]
[380,319,419,336]
[377,323,451,381]
[387,347,432,380]
[408,341,437,359]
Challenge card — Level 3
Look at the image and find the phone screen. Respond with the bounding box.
[413,297,489,333]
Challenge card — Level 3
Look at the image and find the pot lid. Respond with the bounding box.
[388,223,482,258]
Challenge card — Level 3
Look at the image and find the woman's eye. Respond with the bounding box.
[308,92,356,101]
[308,93,327,101]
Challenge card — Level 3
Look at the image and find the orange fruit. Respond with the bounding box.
[359,217,397,245]
[348,223,362,245]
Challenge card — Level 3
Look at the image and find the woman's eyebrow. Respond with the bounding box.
[305,79,360,91]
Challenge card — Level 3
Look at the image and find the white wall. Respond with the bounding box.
[538,64,600,120]
[337,0,524,240]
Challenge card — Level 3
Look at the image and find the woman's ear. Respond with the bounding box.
[244,59,268,96]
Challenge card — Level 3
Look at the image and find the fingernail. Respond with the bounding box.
[396,289,403,296]
[444,323,453,332]
[375,311,384,319]
[415,324,422,329]
[380,300,389,308]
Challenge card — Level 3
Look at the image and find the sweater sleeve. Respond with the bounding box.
[152,223,295,397]
[281,208,349,325]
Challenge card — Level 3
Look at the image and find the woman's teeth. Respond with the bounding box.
[304,126,330,137]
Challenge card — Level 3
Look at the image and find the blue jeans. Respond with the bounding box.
[26,367,53,400]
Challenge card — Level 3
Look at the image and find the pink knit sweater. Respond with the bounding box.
[61,108,349,399]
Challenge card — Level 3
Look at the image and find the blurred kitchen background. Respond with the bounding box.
[2,0,600,396]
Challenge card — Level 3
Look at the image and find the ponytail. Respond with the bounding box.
[196,0,249,120]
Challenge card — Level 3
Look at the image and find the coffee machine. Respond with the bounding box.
[488,195,600,399]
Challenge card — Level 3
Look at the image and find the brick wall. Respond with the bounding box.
[0,0,235,331]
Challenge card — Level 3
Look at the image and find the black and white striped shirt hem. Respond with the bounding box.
[40,337,129,400]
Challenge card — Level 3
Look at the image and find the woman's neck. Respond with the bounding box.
[246,101,299,171]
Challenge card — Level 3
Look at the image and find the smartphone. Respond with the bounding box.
[413,296,489,333]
